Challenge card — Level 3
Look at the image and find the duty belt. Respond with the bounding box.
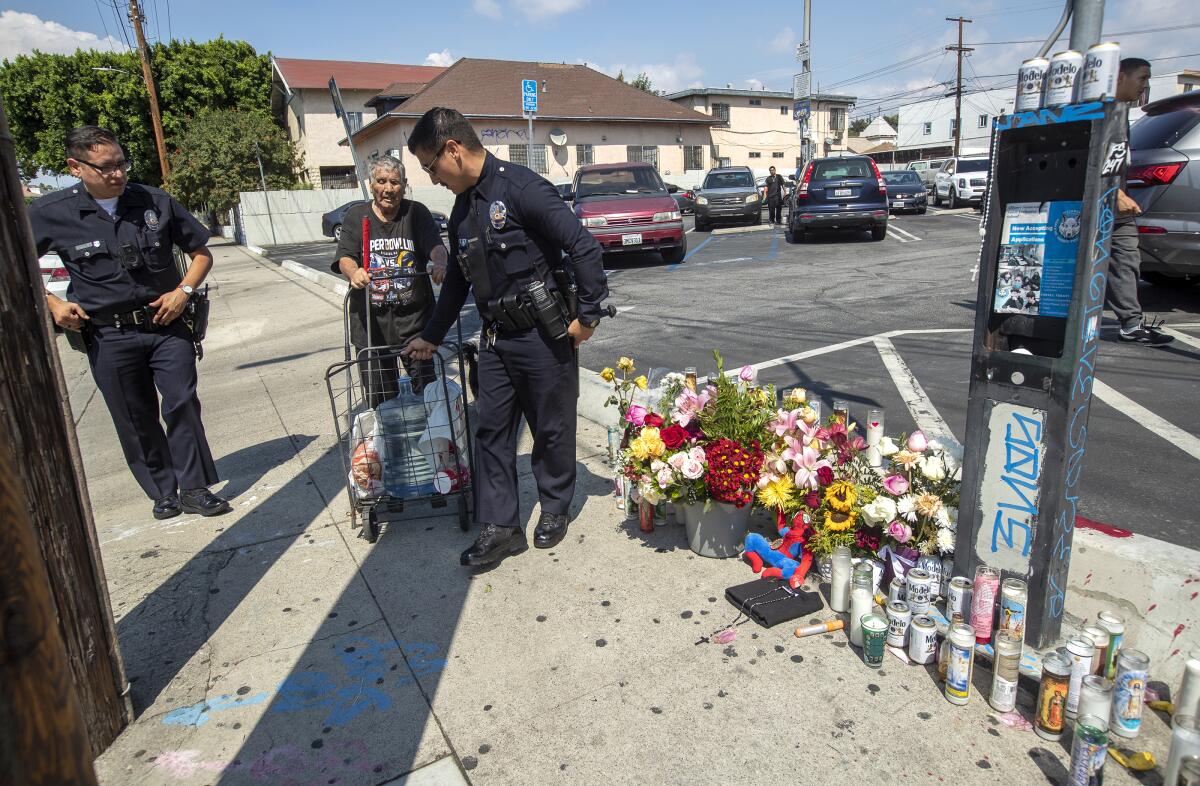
[91,307,158,328]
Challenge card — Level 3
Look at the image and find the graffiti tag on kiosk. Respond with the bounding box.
[976,401,1046,574]
[480,127,527,141]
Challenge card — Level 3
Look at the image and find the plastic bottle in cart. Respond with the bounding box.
[376,378,435,497]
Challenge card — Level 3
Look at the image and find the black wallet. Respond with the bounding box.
[725,578,824,628]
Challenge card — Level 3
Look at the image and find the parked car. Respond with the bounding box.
[555,183,573,201]
[665,183,695,214]
[933,156,990,209]
[1128,89,1200,285]
[694,166,762,231]
[906,158,945,192]
[756,175,793,205]
[40,251,70,300]
[322,200,448,240]
[569,162,686,264]
[786,155,889,242]
[882,170,928,214]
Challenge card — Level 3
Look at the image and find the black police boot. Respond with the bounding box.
[460,523,528,567]
[153,492,181,520]
[180,487,232,517]
[534,512,570,549]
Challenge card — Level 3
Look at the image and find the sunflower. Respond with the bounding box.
[824,480,857,512]
[824,509,857,532]
[756,475,797,510]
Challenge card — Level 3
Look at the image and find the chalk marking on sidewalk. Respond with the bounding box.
[1091,379,1200,461]
[873,335,963,452]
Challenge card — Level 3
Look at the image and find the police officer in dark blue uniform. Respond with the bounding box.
[403,108,609,567]
[30,126,230,520]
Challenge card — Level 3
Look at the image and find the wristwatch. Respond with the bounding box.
[178,284,195,296]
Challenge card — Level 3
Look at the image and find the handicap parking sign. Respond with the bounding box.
[521,78,538,114]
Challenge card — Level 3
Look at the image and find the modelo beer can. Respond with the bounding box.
[990,630,1023,713]
[906,568,934,614]
[887,575,906,605]
[1036,651,1073,740]
[1046,50,1085,107]
[1078,41,1121,102]
[945,622,976,705]
[909,614,938,665]
[1098,610,1125,679]
[1069,714,1109,786]
[886,600,912,648]
[1111,648,1150,738]
[1066,636,1097,719]
[1015,56,1050,111]
[999,577,1028,642]
[947,576,973,620]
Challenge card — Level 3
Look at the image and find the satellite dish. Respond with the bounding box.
[549,128,568,146]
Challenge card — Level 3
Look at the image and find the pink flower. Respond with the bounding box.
[672,389,705,427]
[625,404,648,427]
[680,458,705,480]
[783,435,831,490]
[887,520,913,543]
[738,365,757,383]
[667,452,688,470]
[770,408,801,437]
[882,474,910,496]
[907,430,929,453]
[688,445,706,462]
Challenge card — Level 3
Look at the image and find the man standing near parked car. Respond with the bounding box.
[1107,57,1173,345]
[765,165,785,226]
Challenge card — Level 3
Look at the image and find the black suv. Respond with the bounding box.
[787,155,889,242]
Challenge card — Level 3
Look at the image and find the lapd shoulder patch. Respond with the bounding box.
[144,209,161,231]
[489,200,507,230]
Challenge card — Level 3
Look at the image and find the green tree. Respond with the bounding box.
[849,117,870,136]
[167,109,302,216]
[884,113,899,130]
[630,72,656,94]
[0,38,273,186]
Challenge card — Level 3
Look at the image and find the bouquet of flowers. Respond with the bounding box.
[865,430,962,557]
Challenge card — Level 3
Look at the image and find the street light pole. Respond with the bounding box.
[127,0,170,181]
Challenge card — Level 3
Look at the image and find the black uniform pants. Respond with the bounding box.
[475,326,577,528]
[1105,219,1143,330]
[768,197,783,224]
[354,348,435,410]
[87,321,218,499]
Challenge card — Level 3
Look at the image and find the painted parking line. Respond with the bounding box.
[890,224,921,242]
[1092,379,1200,461]
[887,230,911,243]
[1163,326,1200,351]
[872,335,961,452]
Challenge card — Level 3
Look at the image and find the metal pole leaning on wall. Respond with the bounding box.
[253,140,278,246]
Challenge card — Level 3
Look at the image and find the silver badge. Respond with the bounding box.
[489,201,507,230]
[144,209,160,231]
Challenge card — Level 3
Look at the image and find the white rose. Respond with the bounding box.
[861,496,898,525]
[639,484,662,505]
[656,468,675,489]
[680,458,705,480]
[920,455,947,481]
[879,436,900,456]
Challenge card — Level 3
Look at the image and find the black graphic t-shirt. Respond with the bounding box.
[333,200,444,347]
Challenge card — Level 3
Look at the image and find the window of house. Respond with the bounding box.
[319,166,357,190]
[749,98,762,106]
[978,113,989,128]
[345,112,363,134]
[781,105,789,115]
[923,122,932,135]
[748,151,762,159]
[626,145,659,169]
[773,151,785,158]
[712,103,731,124]
[829,108,845,132]
[509,143,549,174]
[684,145,704,171]
[576,144,594,166]
[949,118,958,137]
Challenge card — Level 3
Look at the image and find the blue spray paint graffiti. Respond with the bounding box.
[990,411,1042,557]
[993,102,1106,132]
[162,634,447,728]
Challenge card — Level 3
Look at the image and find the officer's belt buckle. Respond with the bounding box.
[130,309,147,326]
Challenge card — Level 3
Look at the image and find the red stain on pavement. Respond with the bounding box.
[1148,604,1158,613]
[1084,572,1093,586]
[1075,516,1133,538]
[1173,649,1181,659]
[1171,624,1186,644]
[1192,592,1198,601]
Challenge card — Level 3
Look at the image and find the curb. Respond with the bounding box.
[238,243,348,297]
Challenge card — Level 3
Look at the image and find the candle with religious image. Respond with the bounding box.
[865,408,884,467]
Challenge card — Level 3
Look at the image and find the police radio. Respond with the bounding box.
[523,279,569,340]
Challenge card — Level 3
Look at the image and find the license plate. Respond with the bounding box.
[834,188,852,198]
[893,200,903,207]
[622,233,642,246]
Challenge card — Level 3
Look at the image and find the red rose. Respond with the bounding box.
[643,412,664,428]
[660,425,688,449]
[805,491,821,509]
[816,466,834,486]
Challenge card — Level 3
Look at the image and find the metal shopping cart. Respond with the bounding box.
[324,262,474,543]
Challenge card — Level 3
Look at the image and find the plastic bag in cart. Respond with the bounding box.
[419,377,469,493]
[349,410,385,499]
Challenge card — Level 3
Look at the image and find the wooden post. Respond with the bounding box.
[127,0,170,181]
[0,98,130,754]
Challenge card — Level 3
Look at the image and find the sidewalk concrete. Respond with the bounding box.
[74,242,1182,785]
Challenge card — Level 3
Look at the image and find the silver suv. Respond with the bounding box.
[693,166,762,231]
[1129,90,1200,284]
[934,156,990,209]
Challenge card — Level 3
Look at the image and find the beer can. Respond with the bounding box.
[909,614,938,665]
[887,575,906,605]
[1177,757,1200,786]
[1067,636,1097,718]
[945,622,976,705]
[906,568,934,614]
[1036,651,1073,740]
[1082,624,1109,676]
[1046,50,1085,108]
[917,555,944,598]
[1078,41,1121,102]
[886,600,912,649]
[971,565,1000,643]
[940,557,954,597]
[1098,610,1125,679]
[1069,715,1109,786]
[1111,648,1150,738]
[990,630,1023,712]
[947,576,973,620]
[999,577,1028,642]
[1015,57,1050,111]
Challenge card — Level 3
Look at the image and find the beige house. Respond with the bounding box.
[342,58,719,188]
[665,88,856,173]
[271,57,446,188]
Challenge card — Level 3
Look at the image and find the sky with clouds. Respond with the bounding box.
[4,0,1198,121]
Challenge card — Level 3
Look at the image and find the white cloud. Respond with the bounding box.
[769,26,795,55]
[745,78,765,91]
[424,49,455,67]
[473,0,502,19]
[587,54,705,94]
[0,10,126,59]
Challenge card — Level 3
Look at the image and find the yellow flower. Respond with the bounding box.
[915,493,944,519]
[824,480,857,513]
[617,356,635,373]
[894,449,921,470]
[634,375,648,390]
[757,476,796,510]
[824,509,857,532]
[600,367,616,382]
[628,427,665,460]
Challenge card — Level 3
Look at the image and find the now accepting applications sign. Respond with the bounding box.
[975,400,1046,575]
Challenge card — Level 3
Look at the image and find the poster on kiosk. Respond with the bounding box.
[992,201,1083,319]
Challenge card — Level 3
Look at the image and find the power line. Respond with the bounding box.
[91,0,117,51]
[165,0,172,40]
[968,21,1200,45]
[152,0,162,42]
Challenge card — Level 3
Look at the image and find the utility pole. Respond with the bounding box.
[946,16,973,158]
[127,0,170,181]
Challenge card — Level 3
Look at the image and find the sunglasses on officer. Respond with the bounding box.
[73,157,133,176]
[420,142,448,175]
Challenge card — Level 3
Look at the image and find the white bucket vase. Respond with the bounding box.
[683,501,752,558]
